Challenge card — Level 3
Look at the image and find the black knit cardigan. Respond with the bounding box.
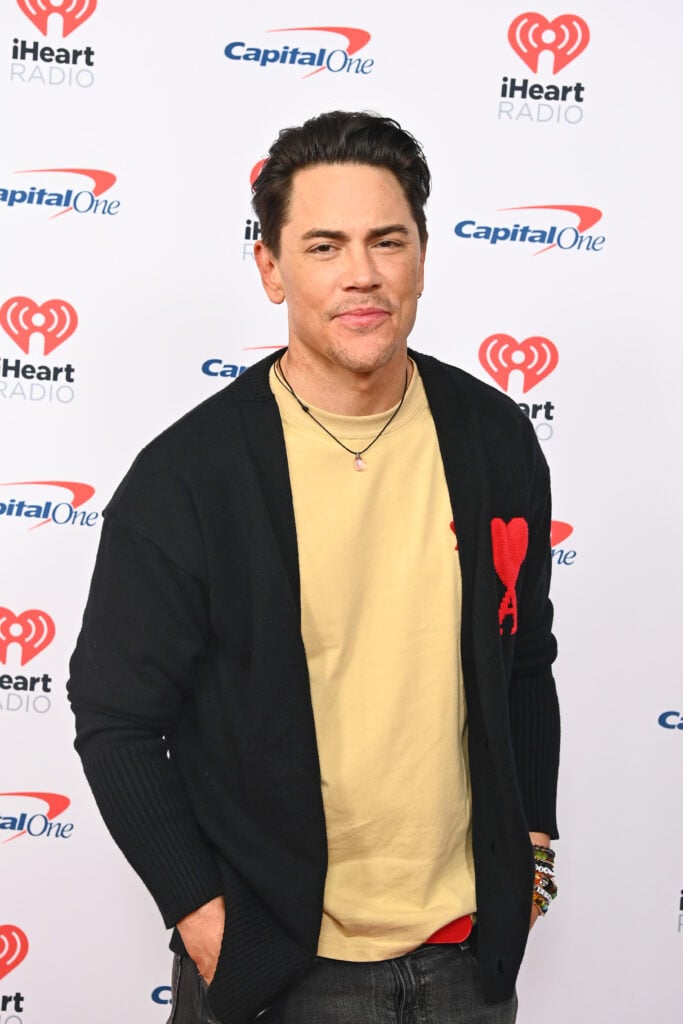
[68,349,560,1024]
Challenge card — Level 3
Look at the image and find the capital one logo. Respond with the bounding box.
[479,334,559,393]
[551,521,575,566]
[455,205,604,255]
[16,0,97,37]
[0,608,56,665]
[0,169,118,220]
[0,296,77,356]
[658,711,683,731]
[225,26,373,78]
[0,924,29,981]
[508,12,590,73]
[0,480,98,530]
[0,792,72,842]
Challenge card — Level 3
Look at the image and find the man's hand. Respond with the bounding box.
[176,895,225,984]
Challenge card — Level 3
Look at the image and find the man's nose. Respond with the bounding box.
[340,246,382,289]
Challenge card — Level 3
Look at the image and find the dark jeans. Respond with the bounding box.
[167,943,518,1024]
[165,953,222,1024]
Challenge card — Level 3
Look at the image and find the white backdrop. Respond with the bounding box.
[1,2,681,1021]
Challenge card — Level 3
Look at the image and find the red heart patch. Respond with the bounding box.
[479,334,558,394]
[508,12,590,74]
[0,925,29,981]
[0,296,78,356]
[0,608,56,665]
[491,518,528,635]
[16,0,97,39]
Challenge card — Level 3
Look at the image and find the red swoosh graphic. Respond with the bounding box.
[2,481,95,507]
[550,521,573,547]
[502,205,602,233]
[500,204,603,254]
[15,168,117,219]
[270,26,370,53]
[268,26,371,78]
[0,791,71,843]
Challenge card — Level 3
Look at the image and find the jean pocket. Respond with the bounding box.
[166,955,222,1024]
[199,974,223,1024]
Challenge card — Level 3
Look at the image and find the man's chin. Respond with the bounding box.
[326,338,405,376]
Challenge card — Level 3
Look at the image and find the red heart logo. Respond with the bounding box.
[0,925,29,981]
[250,159,268,188]
[0,608,56,665]
[508,12,590,74]
[479,334,558,394]
[0,296,78,356]
[491,518,528,635]
[16,0,97,38]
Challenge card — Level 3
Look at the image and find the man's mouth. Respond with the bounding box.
[333,307,391,329]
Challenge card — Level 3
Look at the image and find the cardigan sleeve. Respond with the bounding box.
[507,438,561,839]
[67,513,224,928]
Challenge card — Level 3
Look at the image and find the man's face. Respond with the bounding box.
[255,163,426,377]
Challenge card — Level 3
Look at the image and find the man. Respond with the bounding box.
[68,111,560,1024]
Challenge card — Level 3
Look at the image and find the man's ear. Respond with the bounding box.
[254,242,285,305]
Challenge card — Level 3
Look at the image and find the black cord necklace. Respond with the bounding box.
[274,358,409,471]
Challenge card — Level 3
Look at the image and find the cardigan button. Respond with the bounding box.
[254,1007,271,1019]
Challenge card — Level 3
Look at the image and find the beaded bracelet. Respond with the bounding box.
[532,844,555,863]
[531,845,557,915]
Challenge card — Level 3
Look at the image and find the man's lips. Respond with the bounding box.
[333,307,391,329]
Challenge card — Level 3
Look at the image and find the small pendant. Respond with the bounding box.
[353,454,365,471]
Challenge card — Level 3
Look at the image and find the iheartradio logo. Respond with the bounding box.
[250,159,267,188]
[0,608,56,666]
[479,334,558,393]
[0,924,29,981]
[16,0,97,38]
[508,12,590,73]
[0,296,78,356]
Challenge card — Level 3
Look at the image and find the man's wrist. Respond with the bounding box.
[530,839,557,917]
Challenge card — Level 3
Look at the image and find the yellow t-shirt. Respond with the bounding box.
[271,361,476,960]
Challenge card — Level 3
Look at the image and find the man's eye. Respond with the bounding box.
[376,239,402,248]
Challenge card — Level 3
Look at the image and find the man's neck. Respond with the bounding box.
[279,350,413,416]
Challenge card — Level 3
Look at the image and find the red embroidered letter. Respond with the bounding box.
[491,518,528,635]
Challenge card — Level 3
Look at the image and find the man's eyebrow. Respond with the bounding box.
[300,224,411,242]
[301,228,349,242]
[367,224,410,240]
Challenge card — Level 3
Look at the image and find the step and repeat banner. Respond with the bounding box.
[1,1,681,1021]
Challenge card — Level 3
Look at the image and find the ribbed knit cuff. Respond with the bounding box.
[508,669,560,838]
[81,738,223,927]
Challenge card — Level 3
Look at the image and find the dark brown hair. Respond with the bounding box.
[251,110,431,256]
